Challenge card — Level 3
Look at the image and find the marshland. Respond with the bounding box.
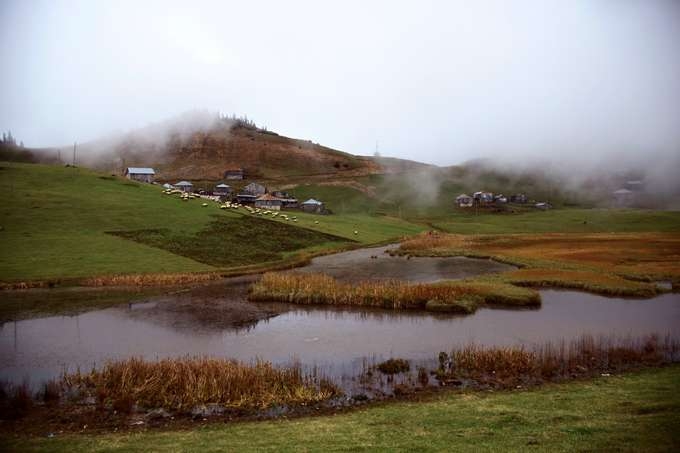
[3,1,680,449]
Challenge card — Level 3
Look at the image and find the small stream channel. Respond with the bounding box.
[1,246,679,392]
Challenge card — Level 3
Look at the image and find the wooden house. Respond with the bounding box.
[242,182,266,196]
[510,193,527,203]
[272,191,298,209]
[174,181,193,193]
[473,191,494,204]
[254,193,284,211]
[455,194,473,208]
[125,167,155,183]
[224,167,244,180]
[494,194,508,204]
[613,188,633,206]
[236,193,257,204]
[301,198,325,214]
[213,183,232,197]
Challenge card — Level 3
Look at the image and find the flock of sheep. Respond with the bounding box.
[161,187,358,235]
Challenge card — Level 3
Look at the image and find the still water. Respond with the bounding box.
[2,290,679,384]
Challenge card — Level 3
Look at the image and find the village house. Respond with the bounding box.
[236,193,257,204]
[624,180,644,192]
[213,183,232,197]
[254,193,284,211]
[223,167,245,180]
[125,167,155,183]
[174,181,194,193]
[455,194,473,208]
[301,198,325,214]
[272,191,299,209]
[613,188,634,206]
[510,193,528,203]
[473,191,494,204]
[494,194,508,204]
[242,182,266,196]
[535,202,553,210]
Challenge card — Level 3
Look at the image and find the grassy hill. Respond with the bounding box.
[32,113,383,181]
[0,162,423,283]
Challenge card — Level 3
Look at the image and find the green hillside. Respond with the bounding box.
[0,163,427,282]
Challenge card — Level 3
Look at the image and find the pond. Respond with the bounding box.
[1,288,679,387]
[297,245,515,282]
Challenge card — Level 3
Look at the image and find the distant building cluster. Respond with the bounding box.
[127,165,327,214]
[455,191,550,210]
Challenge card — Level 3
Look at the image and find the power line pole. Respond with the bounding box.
[72,142,77,166]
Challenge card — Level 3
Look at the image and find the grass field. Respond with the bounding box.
[431,209,680,234]
[3,366,678,452]
[0,163,424,282]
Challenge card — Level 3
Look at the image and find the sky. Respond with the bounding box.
[1,0,679,166]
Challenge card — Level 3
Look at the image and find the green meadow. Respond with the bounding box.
[0,163,423,282]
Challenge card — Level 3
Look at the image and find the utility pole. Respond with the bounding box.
[72,142,77,166]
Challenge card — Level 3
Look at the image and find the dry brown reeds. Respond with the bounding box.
[437,334,679,387]
[60,357,339,412]
[80,272,221,287]
[250,272,540,313]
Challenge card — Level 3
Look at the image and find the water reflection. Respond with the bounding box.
[1,290,678,386]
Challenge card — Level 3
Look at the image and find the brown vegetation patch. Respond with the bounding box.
[61,358,339,412]
[249,272,539,313]
[436,334,679,389]
[399,232,680,293]
[81,272,221,287]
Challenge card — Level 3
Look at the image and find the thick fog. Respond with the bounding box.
[1,0,679,170]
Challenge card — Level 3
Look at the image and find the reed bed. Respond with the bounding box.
[250,272,540,313]
[80,272,221,287]
[437,334,680,387]
[59,357,339,412]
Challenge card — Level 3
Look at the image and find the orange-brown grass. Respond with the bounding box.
[503,268,657,297]
[250,272,540,313]
[80,272,221,287]
[399,232,680,293]
[59,357,339,412]
[438,334,679,387]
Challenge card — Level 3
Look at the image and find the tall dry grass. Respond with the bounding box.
[81,272,221,287]
[437,334,679,386]
[60,357,339,412]
[250,272,539,313]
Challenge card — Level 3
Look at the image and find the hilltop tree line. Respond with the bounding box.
[0,130,36,162]
[1,130,24,148]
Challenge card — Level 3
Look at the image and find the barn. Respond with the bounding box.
[125,167,155,183]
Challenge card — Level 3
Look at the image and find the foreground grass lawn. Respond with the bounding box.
[4,366,679,452]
